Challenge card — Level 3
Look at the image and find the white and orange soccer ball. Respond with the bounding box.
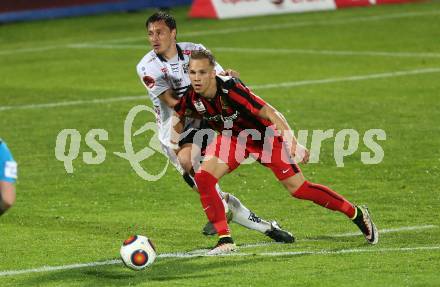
[120,235,157,270]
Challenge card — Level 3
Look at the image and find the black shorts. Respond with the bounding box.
[178,122,216,154]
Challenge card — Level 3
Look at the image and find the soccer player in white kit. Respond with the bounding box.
[136,11,294,243]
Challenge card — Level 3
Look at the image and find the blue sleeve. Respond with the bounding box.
[0,142,17,183]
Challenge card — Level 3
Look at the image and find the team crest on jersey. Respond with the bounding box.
[143,76,155,88]
[161,68,169,80]
[194,99,206,113]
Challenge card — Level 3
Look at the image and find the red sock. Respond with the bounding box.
[194,170,230,236]
[292,181,356,218]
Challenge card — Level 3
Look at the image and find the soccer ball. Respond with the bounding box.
[120,235,157,270]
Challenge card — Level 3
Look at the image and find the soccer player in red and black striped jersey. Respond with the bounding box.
[173,50,378,254]
[139,12,294,242]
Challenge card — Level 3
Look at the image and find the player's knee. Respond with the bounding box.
[2,200,13,210]
[281,174,306,196]
[290,180,309,198]
[0,192,15,211]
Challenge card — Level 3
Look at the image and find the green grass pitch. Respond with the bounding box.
[1,1,440,286]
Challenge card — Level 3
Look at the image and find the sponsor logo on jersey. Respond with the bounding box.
[204,114,222,122]
[143,76,156,88]
[172,78,183,86]
[203,110,240,123]
[182,63,189,74]
[170,63,179,73]
[221,110,239,122]
[194,100,207,113]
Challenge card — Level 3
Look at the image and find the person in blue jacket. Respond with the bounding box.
[0,139,17,216]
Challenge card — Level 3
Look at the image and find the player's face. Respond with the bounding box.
[147,21,176,55]
[189,59,216,95]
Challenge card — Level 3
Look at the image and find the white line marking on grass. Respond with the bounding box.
[182,241,283,256]
[1,245,439,276]
[154,245,440,259]
[0,225,437,276]
[0,260,121,276]
[2,67,440,112]
[66,44,440,60]
[142,10,440,39]
[213,47,440,59]
[0,45,66,56]
[329,224,438,237]
[1,10,439,56]
[186,224,438,253]
[68,43,146,50]
[250,67,440,90]
[0,95,147,112]
[254,245,440,258]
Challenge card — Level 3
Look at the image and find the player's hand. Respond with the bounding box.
[159,89,180,108]
[292,144,310,164]
[169,141,180,156]
[220,69,240,78]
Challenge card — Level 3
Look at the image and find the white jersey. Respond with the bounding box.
[136,42,223,147]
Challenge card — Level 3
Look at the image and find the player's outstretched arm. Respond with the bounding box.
[170,112,185,153]
[258,105,310,164]
[158,89,180,108]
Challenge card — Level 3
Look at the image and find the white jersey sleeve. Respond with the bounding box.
[136,52,174,148]
[136,52,170,102]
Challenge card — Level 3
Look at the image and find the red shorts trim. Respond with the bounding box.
[205,134,301,181]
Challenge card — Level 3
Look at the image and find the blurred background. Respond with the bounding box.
[0,0,421,23]
[0,1,190,23]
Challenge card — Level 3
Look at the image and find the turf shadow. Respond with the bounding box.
[17,256,257,286]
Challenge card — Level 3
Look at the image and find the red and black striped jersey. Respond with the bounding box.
[175,76,274,137]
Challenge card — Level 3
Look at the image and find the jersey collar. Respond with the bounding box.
[216,76,229,96]
[156,44,184,62]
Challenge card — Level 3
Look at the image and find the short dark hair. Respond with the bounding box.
[146,12,177,32]
[190,49,216,67]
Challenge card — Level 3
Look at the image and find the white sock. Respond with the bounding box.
[214,183,229,213]
[216,186,272,234]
